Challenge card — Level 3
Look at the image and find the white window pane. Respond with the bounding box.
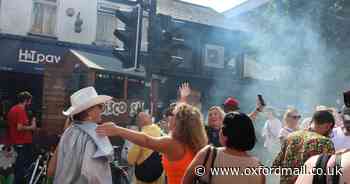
[31,1,57,35]
[96,12,118,45]
[43,5,56,35]
[32,3,44,33]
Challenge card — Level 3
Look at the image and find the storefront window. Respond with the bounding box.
[96,12,118,46]
[127,78,145,99]
[31,0,58,36]
[95,73,124,99]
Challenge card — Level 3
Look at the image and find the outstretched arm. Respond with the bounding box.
[96,122,174,155]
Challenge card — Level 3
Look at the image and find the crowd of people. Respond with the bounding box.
[2,83,350,184]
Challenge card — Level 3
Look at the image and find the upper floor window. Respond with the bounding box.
[31,0,58,36]
[95,2,126,46]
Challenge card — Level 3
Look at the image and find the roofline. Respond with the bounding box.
[223,0,270,17]
[156,13,245,33]
[174,0,218,13]
[68,49,146,78]
[223,0,251,14]
[223,1,253,14]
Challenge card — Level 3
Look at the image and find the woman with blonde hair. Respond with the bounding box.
[206,106,225,147]
[278,107,301,142]
[96,83,208,184]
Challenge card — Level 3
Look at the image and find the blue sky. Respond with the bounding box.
[180,0,248,13]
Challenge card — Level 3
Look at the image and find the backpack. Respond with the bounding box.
[134,150,163,182]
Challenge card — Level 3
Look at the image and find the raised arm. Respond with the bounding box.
[96,122,174,155]
[179,82,191,103]
[248,97,265,122]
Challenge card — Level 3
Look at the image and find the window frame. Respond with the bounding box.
[95,1,127,46]
[29,0,59,37]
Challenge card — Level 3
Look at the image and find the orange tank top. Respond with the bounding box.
[162,148,195,184]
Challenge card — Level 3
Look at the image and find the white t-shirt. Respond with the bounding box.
[262,118,282,151]
[332,127,350,151]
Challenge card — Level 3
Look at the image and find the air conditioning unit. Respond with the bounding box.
[203,44,225,69]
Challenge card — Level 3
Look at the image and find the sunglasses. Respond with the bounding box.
[289,115,301,119]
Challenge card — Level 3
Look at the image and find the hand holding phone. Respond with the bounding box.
[344,90,350,108]
[257,94,266,112]
[258,94,266,106]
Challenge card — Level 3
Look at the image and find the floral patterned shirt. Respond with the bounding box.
[272,130,335,184]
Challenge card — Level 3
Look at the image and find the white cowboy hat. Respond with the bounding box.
[63,86,112,116]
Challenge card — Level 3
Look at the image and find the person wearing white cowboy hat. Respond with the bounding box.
[62,86,112,118]
[53,86,114,184]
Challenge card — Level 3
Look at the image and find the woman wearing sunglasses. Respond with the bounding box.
[278,107,301,142]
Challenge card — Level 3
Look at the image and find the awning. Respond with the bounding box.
[68,49,146,78]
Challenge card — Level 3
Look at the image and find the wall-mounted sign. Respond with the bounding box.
[18,49,61,64]
[203,44,225,69]
[102,99,144,124]
[66,8,75,17]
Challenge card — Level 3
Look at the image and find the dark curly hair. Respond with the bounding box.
[17,91,32,103]
[222,112,256,151]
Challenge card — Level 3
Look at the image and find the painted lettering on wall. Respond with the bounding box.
[18,49,61,64]
[102,100,144,117]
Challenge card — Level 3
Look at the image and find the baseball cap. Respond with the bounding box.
[224,97,240,108]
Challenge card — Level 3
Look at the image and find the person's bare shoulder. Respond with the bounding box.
[304,155,319,169]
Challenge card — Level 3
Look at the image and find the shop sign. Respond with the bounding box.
[18,49,61,64]
[102,99,144,117]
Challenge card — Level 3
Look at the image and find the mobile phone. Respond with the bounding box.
[344,90,350,108]
[257,94,266,107]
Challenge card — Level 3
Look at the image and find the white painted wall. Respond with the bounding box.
[0,0,33,36]
[0,0,148,47]
[0,0,230,50]
[56,0,98,44]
